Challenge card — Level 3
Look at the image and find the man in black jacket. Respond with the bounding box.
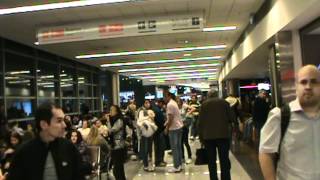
[7,103,84,180]
[198,90,235,180]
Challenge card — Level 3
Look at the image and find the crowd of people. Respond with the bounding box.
[0,64,318,180]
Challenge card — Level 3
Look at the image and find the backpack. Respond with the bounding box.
[274,104,291,166]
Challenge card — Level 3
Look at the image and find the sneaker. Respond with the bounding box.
[195,136,200,140]
[143,167,149,171]
[155,162,167,167]
[167,166,181,173]
[186,158,192,164]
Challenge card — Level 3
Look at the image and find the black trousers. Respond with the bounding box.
[153,132,165,165]
[204,138,231,180]
[181,126,192,160]
[111,148,126,180]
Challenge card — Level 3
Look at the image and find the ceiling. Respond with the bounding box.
[0,0,264,86]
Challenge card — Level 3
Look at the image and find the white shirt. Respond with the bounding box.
[166,99,183,130]
[259,99,320,180]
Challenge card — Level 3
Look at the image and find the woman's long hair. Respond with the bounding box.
[86,126,100,145]
[110,105,123,126]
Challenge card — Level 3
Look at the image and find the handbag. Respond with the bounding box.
[194,146,208,165]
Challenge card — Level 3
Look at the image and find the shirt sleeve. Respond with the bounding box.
[259,107,281,153]
[166,103,174,115]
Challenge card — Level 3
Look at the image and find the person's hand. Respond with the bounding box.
[4,148,14,155]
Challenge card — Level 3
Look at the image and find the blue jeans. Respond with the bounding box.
[140,136,153,167]
[154,132,166,165]
[168,128,183,168]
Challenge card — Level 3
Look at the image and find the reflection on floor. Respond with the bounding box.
[121,139,262,180]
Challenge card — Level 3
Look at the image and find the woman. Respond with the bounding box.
[137,100,157,172]
[177,97,192,164]
[69,129,92,176]
[106,105,127,180]
[86,126,110,173]
[1,132,22,174]
[78,119,91,140]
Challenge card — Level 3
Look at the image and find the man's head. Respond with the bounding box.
[35,103,66,142]
[207,90,218,98]
[191,94,197,103]
[296,65,320,107]
[258,90,267,99]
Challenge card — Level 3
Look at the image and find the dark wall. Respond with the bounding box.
[119,76,144,107]
[301,35,320,66]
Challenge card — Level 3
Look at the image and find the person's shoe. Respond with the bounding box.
[155,162,167,167]
[167,166,181,173]
[189,136,194,141]
[143,167,149,171]
[195,136,200,140]
[186,158,192,164]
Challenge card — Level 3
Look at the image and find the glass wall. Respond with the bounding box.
[0,37,104,122]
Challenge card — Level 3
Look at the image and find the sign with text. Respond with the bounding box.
[37,12,203,44]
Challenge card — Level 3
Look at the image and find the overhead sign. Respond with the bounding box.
[37,12,203,44]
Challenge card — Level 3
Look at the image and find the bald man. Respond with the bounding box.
[259,65,320,180]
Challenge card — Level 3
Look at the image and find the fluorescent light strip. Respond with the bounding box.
[119,63,221,73]
[129,68,217,76]
[101,56,222,67]
[77,45,226,59]
[143,72,217,79]
[150,76,216,81]
[203,26,237,32]
[0,0,130,15]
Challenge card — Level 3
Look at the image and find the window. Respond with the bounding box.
[80,99,92,113]
[79,84,92,97]
[78,70,91,84]
[61,83,76,97]
[6,99,35,119]
[62,99,78,113]
[5,77,34,97]
[37,61,57,80]
[38,98,59,106]
[5,53,35,76]
[93,85,99,97]
[93,99,101,111]
[60,66,75,82]
[38,80,57,97]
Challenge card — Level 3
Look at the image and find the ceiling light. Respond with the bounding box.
[203,26,237,32]
[100,56,222,67]
[0,0,131,15]
[77,45,226,59]
[129,68,217,76]
[9,70,30,75]
[118,63,221,73]
[183,53,192,57]
[149,76,216,81]
[143,72,217,79]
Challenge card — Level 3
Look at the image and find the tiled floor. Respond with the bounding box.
[119,139,262,180]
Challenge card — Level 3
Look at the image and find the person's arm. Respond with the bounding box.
[109,119,124,133]
[259,153,276,180]
[165,114,173,134]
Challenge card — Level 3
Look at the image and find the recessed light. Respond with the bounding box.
[76,45,226,59]
[100,56,222,67]
[118,63,221,73]
[203,26,237,32]
[0,0,131,15]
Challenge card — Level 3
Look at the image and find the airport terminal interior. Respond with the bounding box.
[0,0,320,179]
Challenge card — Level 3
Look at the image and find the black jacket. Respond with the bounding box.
[198,97,235,140]
[7,137,84,180]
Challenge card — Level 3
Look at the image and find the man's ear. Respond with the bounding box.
[40,120,49,130]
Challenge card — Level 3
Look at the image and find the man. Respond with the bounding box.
[7,103,84,180]
[164,92,183,173]
[259,65,320,180]
[252,90,270,141]
[198,90,234,180]
[152,100,167,167]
